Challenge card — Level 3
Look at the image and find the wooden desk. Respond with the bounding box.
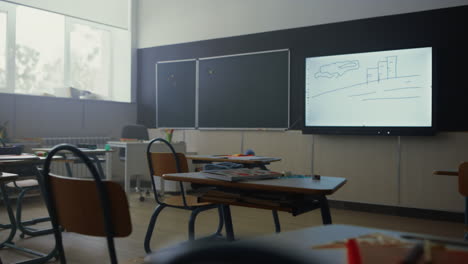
[1,171,57,263]
[163,172,346,240]
[32,147,113,180]
[0,172,18,183]
[186,155,281,170]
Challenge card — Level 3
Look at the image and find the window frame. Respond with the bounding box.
[66,17,114,99]
[0,3,16,94]
[0,2,126,102]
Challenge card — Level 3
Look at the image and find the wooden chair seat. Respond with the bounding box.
[6,179,38,188]
[164,194,213,207]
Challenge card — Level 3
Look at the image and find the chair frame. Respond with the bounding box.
[144,138,224,253]
[41,144,120,264]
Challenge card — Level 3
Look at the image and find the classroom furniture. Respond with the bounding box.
[147,224,468,264]
[162,171,346,241]
[434,163,468,240]
[1,171,57,263]
[144,138,223,254]
[0,155,55,238]
[186,155,281,170]
[107,140,186,193]
[41,144,132,264]
[32,147,113,180]
[188,154,283,232]
[120,124,150,199]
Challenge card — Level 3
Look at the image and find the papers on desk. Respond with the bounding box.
[226,156,279,161]
[203,168,282,182]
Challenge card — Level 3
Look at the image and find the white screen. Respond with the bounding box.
[305,47,432,127]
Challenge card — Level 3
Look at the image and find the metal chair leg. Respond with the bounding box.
[189,205,224,240]
[221,205,235,241]
[188,207,204,240]
[215,205,224,235]
[16,186,53,238]
[144,204,167,254]
[272,210,281,233]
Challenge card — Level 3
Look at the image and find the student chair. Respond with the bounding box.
[41,144,132,264]
[120,124,150,201]
[144,138,224,253]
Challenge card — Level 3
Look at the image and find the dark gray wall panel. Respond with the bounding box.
[156,60,196,128]
[84,100,137,137]
[198,51,289,128]
[15,95,84,137]
[0,93,15,139]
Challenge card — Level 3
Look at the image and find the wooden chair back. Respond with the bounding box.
[48,174,132,237]
[459,162,468,196]
[149,152,189,176]
[42,144,132,264]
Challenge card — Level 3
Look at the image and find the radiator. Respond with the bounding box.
[42,136,112,178]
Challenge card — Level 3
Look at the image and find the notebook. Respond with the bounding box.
[203,168,283,182]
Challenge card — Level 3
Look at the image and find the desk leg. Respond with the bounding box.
[89,154,105,179]
[318,196,332,225]
[124,147,130,193]
[464,197,468,240]
[0,183,57,263]
[0,183,17,247]
[221,205,235,241]
[106,152,112,181]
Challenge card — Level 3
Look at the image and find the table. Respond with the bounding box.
[147,224,468,264]
[163,172,346,240]
[186,155,281,170]
[1,171,57,263]
[434,169,467,240]
[32,148,113,181]
[107,141,186,193]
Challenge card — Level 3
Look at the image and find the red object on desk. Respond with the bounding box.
[347,239,362,264]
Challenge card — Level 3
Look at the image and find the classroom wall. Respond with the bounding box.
[137,0,468,48]
[0,93,137,138]
[2,0,129,29]
[139,1,468,213]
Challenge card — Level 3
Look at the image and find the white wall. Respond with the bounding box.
[3,0,129,29]
[137,0,468,48]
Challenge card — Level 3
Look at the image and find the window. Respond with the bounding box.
[70,23,111,98]
[0,2,130,102]
[15,6,64,95]
[0,12,6,88]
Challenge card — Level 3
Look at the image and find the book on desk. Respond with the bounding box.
[202,168,283,182]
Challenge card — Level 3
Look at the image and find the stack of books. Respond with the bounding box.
[202,168,283,182]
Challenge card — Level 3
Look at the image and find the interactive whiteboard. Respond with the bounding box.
[304,47,433,134]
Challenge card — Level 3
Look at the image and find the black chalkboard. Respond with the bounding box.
[198,50,289,128]
[156,60,196,128]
